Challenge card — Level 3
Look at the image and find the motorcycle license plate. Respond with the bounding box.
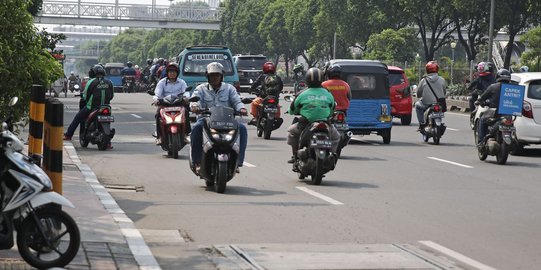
[333,123,349,130]
[499,125,515,132]
[97,115,114,122]
[311,139,332,149]
[164,106,182,112]
[430,112,444,118]
[263,107,278,113]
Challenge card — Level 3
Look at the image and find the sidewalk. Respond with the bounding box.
[0,142,160,270]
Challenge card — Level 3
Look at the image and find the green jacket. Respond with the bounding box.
[289,87,335,122]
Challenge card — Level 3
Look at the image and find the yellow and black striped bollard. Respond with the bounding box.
[29,85,45,164]
[43,98,64,194]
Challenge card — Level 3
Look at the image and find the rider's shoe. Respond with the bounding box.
[416,124,426,132]
[248,118,257,126]
[63,134,72,141]
[155,137,161,145]
[287,156,295,164]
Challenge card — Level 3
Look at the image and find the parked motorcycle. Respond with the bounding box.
[79,105,115,150]
[189,104,247,193]
[420,103,446,145]
[474,108,516,165]
[149,88,193,159]
[332,110,352,158]
[245,95,283,139]
[123,75,136,93]
[0,97,80,269]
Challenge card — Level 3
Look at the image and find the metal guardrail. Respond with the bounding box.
[40,1,222,22]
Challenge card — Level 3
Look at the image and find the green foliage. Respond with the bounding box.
[520,26,541,71]
[365,27,419,63]
[0,0,63,123]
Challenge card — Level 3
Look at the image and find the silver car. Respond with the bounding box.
[511,72,541,153]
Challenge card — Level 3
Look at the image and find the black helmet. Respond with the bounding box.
[88,67,96,79]
[305,67,324,87]
[126,61,133,68]
[92,64,106,77]
[486,62,495,73]
[147,59,153,65]
[326,64,342,79]
[496,68,511,82]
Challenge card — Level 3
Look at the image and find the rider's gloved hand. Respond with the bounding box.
[239,108,248,116]
[474,100,480,106]
[151,100,160,106]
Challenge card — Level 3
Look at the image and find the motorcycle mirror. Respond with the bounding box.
[8,97,18,107]
[1,122,7,131]
[147,89,155,96]
[283,95,294,102]
[241,98,252,104]
[186,86,193,92]
[74,94,81,97]
[189,96,200,102]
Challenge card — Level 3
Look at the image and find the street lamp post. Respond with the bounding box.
[450,41,457,85]
[416,53,421,82]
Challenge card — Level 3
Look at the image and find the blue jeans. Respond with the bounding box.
[478,117,490,144]
[190,118,247,166]
[65,107,90,137]
[415,101,429,125]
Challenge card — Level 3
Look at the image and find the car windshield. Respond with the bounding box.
[389,72,406,86]
[183,53,234,76]
[236,57,267,70]
[529,80,541,100]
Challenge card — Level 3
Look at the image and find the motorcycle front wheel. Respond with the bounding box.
[215,162,228,193]
[17,207,80,269]
[170,133,180,159]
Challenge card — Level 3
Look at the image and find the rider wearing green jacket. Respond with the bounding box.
[287,67,340,163]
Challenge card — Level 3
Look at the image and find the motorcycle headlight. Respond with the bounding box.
[210,129,236,142]
[224,130,235,142]
[211,128,221,141]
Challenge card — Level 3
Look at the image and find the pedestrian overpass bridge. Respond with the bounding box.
[34,0,223,30]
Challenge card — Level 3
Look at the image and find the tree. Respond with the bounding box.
[365,27,419,65]
[497,0,541,68]
[0,0,63,123]
[401,0,456,62]
[520,27,541,71]
[221,0,266,55]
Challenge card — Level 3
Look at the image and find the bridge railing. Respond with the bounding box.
[41,1,222,22]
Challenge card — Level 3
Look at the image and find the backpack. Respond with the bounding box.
[264,75,279,96]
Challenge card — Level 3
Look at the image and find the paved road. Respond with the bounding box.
[63,92,541,269]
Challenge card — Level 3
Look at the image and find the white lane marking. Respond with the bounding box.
[427,157,473,168]
[242,162,256,167]
[446,127,459,131]
[419,241,496,270]
[446,112,469,117]
[296,186,344,205]
[131,114,143,119]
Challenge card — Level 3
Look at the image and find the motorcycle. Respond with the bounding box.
[470,90,489,130]
[123,75,136,93]
[149,88,193,159]
[474,108,516,165]
[0,97,80,269]
[332,110,352,158]
[79,104,115,150]
[293,119,337,185]
[420,103,446,145]
[68,80,80,93]
[189,103,247,193]
[246,95,283,139]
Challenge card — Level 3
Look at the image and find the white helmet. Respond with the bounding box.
[520,65,529,72]
[206,62,224,74]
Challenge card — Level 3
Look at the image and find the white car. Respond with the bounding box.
[511,72,541,153]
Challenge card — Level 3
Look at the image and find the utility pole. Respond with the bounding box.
[488,0,495,63]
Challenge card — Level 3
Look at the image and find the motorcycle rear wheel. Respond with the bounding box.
[433,127,441,145]
[256,120,263,137]
[310,157,324,185]
[264,118,272,140]
[215,162,228,193]
[17,207,80,269]
[496,141,510,165]
[79,129,89,148]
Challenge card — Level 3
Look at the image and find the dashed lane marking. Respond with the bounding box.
[131,113,143,119]
[419,240,497,270]
[296,186,344,205]
[242,162,256,167]
[427,157,473,168]
[446,127,459,131]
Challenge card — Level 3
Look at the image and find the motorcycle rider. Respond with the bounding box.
[152,62,189,145]
[150,58,164,85]
[142,59,153,84]
[64,64,114,148]
[121,61,137,87]
[287,67,340,164]
[68,71,78,91]
[322,64,351,113]
[468,62,496,113]
[475,68,511,146]
[414,61,447,131]
[248,61,284,125]
[189,62,248,174]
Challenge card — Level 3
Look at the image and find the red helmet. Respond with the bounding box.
[262,61,276,74]
[425,61,439,74]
